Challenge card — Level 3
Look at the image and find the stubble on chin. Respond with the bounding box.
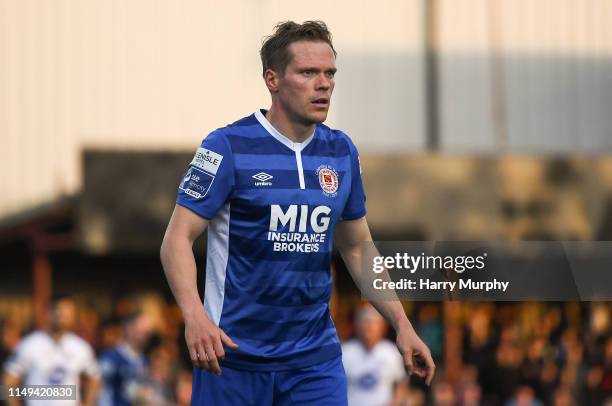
[295,110,325,126]
[307,108,329,125]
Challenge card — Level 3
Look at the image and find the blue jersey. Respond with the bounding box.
[98,344,147,406]
[176,110,366,371]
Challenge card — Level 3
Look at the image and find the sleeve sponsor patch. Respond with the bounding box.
[190,147,223,175]
[179,167,215,199]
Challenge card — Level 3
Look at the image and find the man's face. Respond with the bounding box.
[356,313,387,348]
[51,299,77,332]
[125,314,153,350]
[273,40,336,125]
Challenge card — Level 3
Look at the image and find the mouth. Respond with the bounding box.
[311,97,329,108]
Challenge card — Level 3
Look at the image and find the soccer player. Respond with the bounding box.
[342,304,406,406]
[160,20,435,405]
[3,295,101,406]
[98,311,153,406]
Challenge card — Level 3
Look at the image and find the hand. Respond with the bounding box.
[184,310,238,375]
[395,322,435,386]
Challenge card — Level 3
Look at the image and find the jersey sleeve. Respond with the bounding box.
[341,135,367,221]
[81,344,101,377]
[3,340,31,378]
[176,130,235,219]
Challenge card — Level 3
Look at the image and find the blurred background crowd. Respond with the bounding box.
[0,292,610,405]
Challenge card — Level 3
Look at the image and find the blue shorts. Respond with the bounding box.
[191,356,347,406]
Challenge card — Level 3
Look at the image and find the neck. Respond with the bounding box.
[123,340,141,354]
[265,105,315,143]
[49,329,64,342]
[361,338,377,351]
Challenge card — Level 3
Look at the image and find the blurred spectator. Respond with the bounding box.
[389,379,425,406]
[521,337,545,397]
[456,364,482,406]
[2,294,101,406]
[342,304,406,406]
[461,381,483,406]
[98,310,153,406]
[132,345,174,405]
[552,387,575,406]
[431,380,456,406]
[491,341,524,401]
[589,337,612,405]
[463,306,497,402]
[538,360,560,404]
[504,385,544,406]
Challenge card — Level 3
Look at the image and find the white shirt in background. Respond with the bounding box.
[4,331,100,406]
[342,339,406,406]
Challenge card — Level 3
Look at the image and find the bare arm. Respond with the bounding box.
[160,204,237,375]
[334,217,435,385]
[3,372,22,406]
[80,374,101,406]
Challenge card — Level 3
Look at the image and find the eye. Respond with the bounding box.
[302,70,314,77]
[326,71,335,79]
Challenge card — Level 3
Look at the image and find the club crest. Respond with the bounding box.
[316,165,339,197]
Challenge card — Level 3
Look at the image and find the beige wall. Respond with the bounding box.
[1,0,612,218]
[437,0,612,151]
[0,0,424,217]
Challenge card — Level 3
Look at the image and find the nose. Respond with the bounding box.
[314,73,332,90]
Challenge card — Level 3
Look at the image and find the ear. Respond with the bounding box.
[263,68,279,93]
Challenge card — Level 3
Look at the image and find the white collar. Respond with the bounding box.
[254,110,315,152]
[40,330,68,345]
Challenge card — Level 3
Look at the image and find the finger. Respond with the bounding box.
[412,351,435,383]
[411,369,427,378]
[206,345,221,376]
[220,330,239,349]
[189,346,200,368]
[411,363,428,378]
[213,336,226,361]
[403,348,414,375]
[410,352,429,377]
[424,352,436,386]
[196,343,211,372]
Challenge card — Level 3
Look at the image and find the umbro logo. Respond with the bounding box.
[253,172,273,182]
[253,172,273,186]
